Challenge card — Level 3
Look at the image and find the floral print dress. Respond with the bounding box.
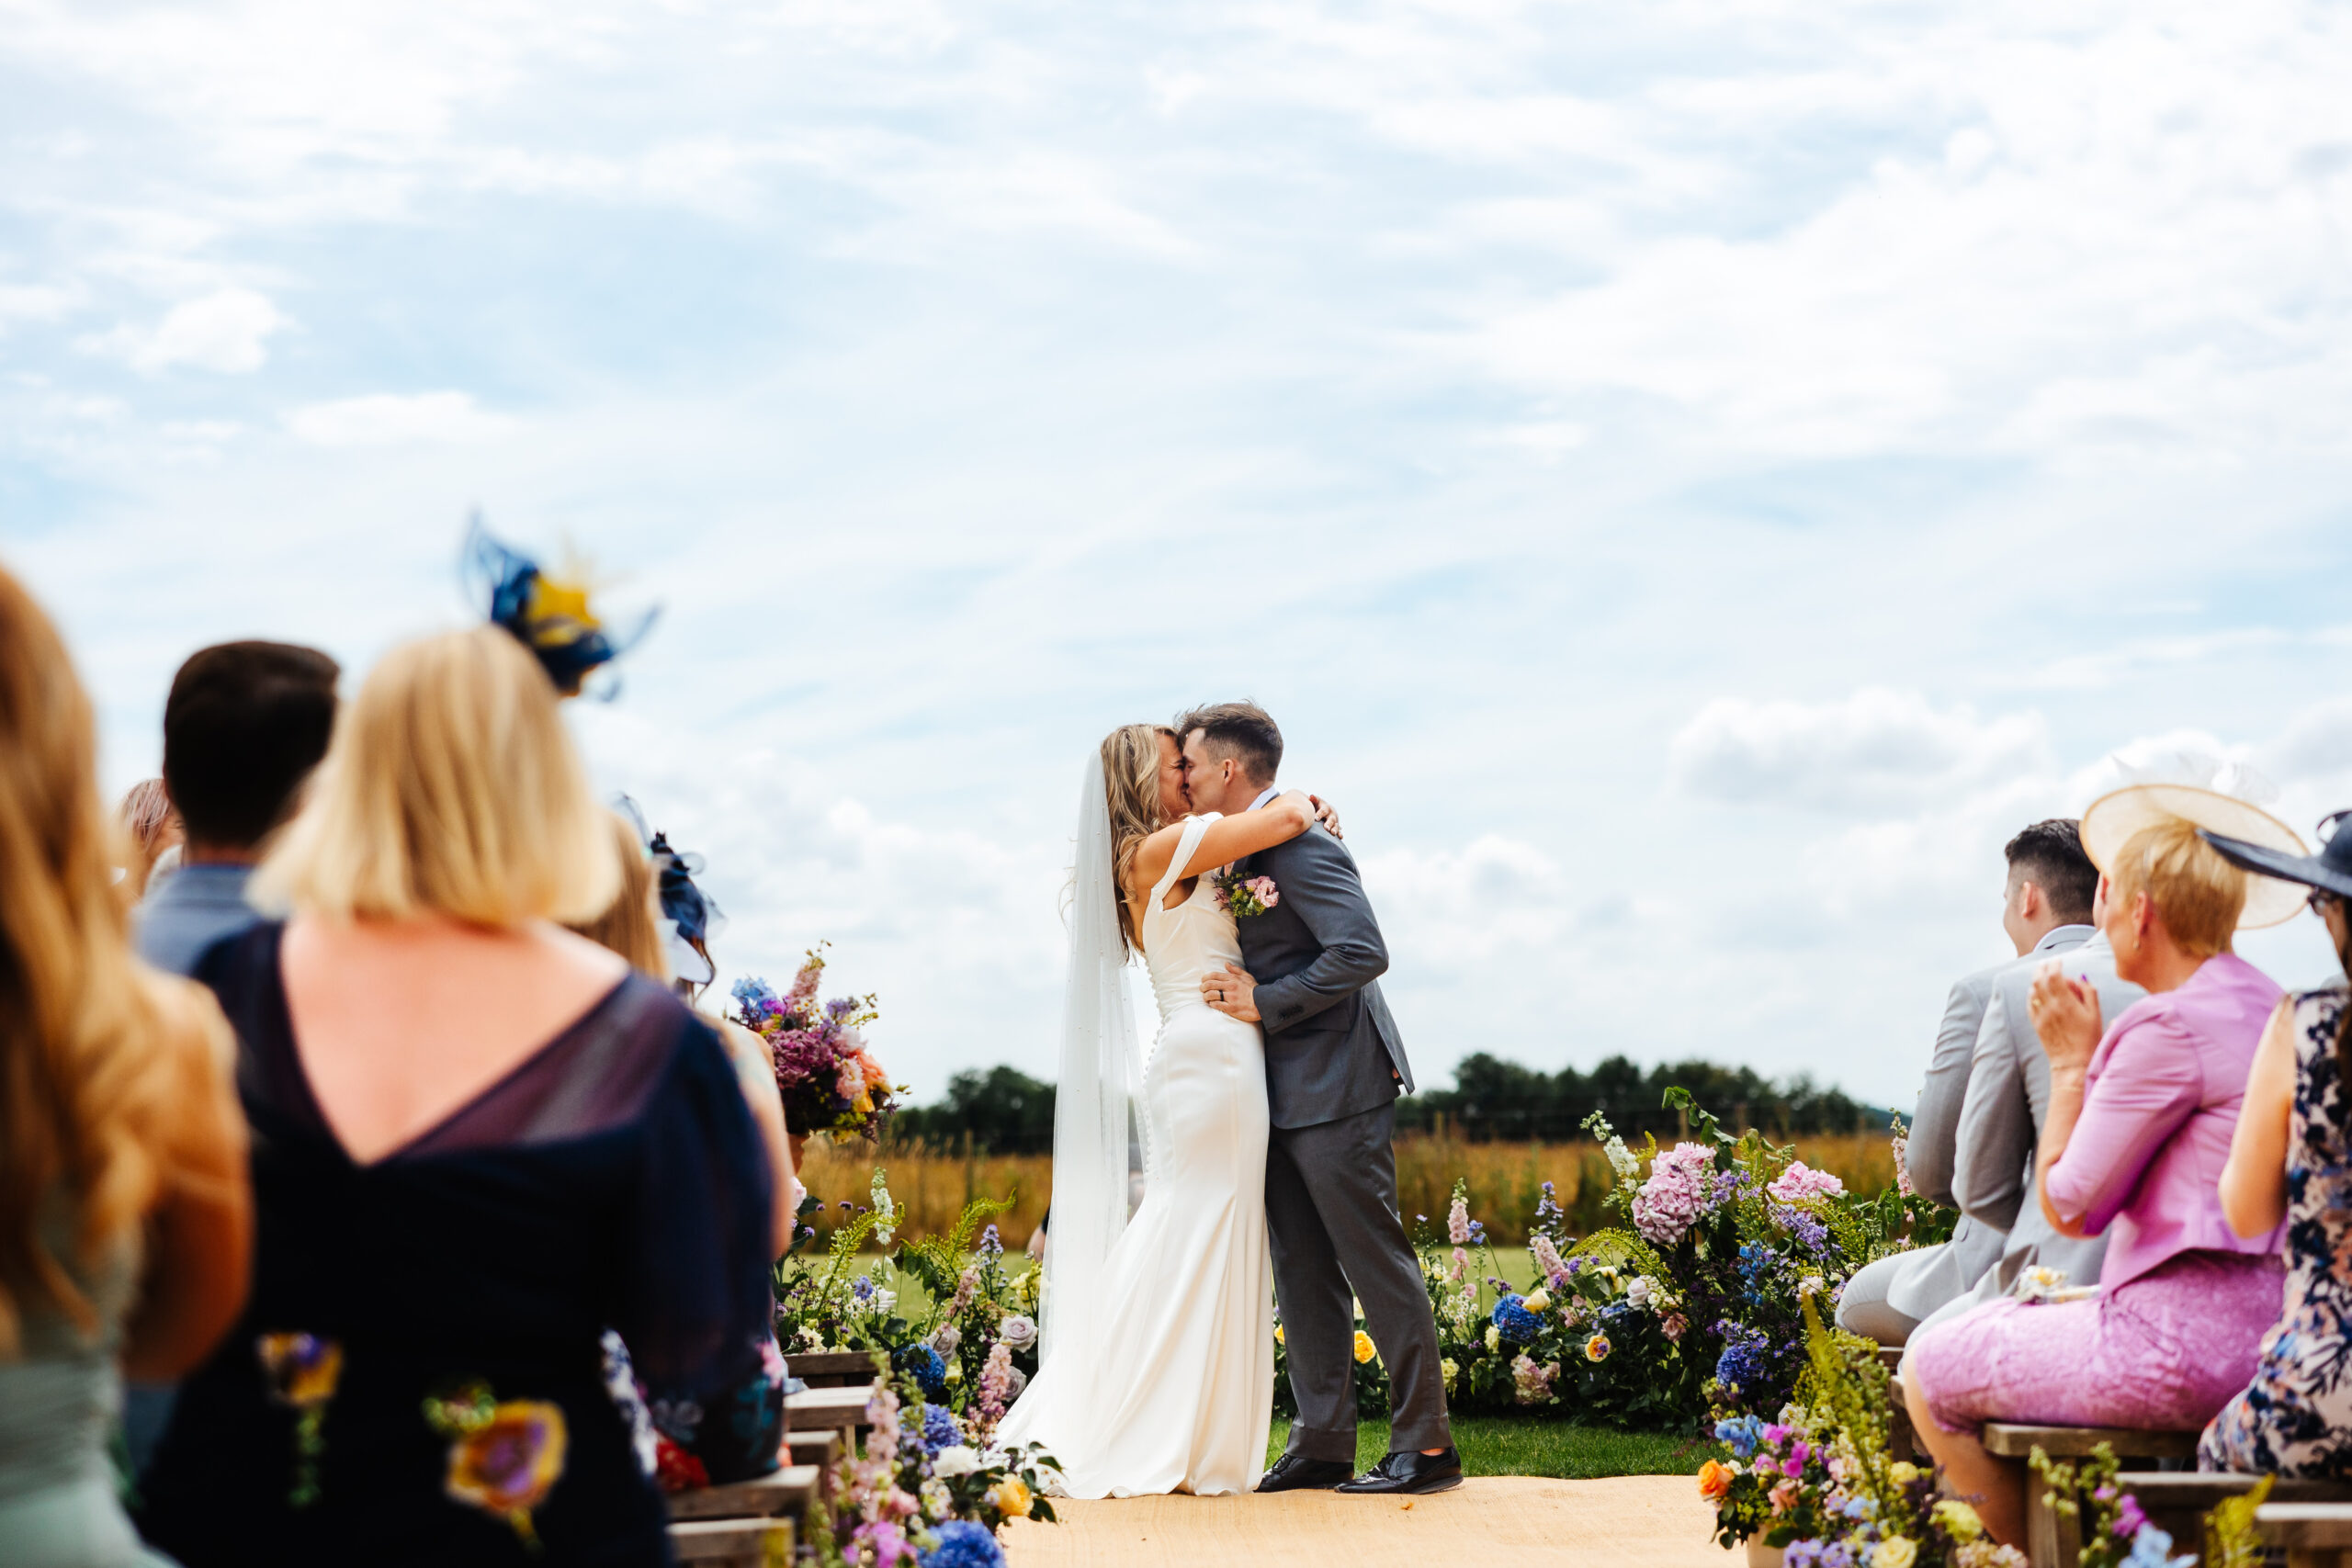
[2202,986,2352,1476]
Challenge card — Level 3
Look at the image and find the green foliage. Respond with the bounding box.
[2202,1475,2274,1568]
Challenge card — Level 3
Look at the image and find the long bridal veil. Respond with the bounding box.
[1039,751,1144,1369]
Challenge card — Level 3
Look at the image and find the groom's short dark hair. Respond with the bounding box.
[1177,700,1283,785]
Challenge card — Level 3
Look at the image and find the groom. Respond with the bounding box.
[1178,701,1460,1495]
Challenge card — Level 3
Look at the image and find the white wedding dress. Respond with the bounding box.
[997,813,1274,1496]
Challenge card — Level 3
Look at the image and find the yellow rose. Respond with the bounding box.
[1352,1331,1378,1364]
[1440,1358,1459,1391]
[1485,1325,1501,1352]
[1888,1461,1921,1487]
[1274,1325,1284,1345]
[1522,1291,1552,1314]
[1930,1501,1985,1543]
[992,1477,1033,1519]
[1872,1537,1917,1568]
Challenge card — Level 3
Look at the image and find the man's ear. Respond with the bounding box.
[2018,880,2043,920]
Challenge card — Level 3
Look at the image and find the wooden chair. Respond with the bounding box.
[2259,1502,2352,1567]
[786,1427,842,1491]
[668,1517,793,1567]
[1979,1426,2199,1568]
[1875,1346,1925,1462]
[665,1464,821,1566]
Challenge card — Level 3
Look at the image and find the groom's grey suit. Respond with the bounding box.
[1236,813,1452,1461]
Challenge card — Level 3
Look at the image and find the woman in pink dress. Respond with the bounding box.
[1902,788,2305,1547]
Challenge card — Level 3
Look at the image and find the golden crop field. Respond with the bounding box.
[797,1130,1898,1247]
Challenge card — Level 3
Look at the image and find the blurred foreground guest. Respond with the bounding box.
[2199,812,2352,1476]
[570,809,795,1488]
[116,780,182,900]
[138,627,776,1568]
[134,642,339,976]
[0,567,252,1565]
[1905,788,2305,1546]
[1838,819,2102,1347]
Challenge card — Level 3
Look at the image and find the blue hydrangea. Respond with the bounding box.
[920,1403,961,1455]
[1713,1415,1763,1459]
[894,1344,949,1401]
[922,1520,1007,1568]
[1773,1204,1834,1257]
[1490,1294,1542,1346]
[1713,1320,1770,1391]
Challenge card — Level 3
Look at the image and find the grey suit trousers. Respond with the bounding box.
[1267,1100,1451,1459]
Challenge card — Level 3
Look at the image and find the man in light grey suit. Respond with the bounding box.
[1838,820,2103,1346]
[1945,883,2144,1315]
[1178,701,1457,1497]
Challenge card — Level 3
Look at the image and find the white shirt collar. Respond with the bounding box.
[1250,785,1281,811]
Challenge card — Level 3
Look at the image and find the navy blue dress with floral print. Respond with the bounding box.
[2202,985,2352,1476]
[137,924,778,1566]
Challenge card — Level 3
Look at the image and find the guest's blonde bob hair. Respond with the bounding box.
[254,626,620,925]
[2108,816,2246,961]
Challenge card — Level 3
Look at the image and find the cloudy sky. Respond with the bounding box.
[6,0,2351,1111]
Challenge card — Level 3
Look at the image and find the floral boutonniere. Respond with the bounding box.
[1213,867,1279,918]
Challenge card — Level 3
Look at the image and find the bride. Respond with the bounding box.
[996,723,1321,1496]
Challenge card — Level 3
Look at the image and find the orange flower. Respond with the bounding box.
[446,1400,569,1542]
[1698,1459,1735,1502]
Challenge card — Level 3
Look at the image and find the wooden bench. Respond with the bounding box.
[2118,1475,2352,1562]
[2260,1502,2352,1567]
[789,1350,883,1388]
[786,1428,842,1489]
[786,1383,878,1440]
[1873,1346,1925,1461]
[666,1465,820,1523]
[668,1517,792,1567]
[1979,1425,2200,1568]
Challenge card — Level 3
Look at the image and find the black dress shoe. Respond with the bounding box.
[1256,1454,1356,1493]
[1334,1447,1464,1495]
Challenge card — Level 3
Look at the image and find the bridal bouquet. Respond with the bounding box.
[729,945,905,1142]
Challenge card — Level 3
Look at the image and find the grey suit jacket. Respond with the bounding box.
[1951,931,2143,1301]
[1238,823,1412,1131]
[1883,925,2096,1322]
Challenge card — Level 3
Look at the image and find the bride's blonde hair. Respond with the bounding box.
[1100,723,1171,953]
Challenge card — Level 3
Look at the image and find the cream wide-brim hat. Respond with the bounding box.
[2079,783,2312,930]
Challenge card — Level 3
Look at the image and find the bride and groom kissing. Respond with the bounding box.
[995,702,1461,1499]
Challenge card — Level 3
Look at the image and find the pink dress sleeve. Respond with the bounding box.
[2042,1011,2202,1236]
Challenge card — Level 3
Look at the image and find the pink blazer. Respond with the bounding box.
[2043,951,2286,1290]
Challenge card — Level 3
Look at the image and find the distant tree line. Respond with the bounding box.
[886,1053,1891,1155]
[1392,1052,1894,1142]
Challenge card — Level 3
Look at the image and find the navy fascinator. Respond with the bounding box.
[616,796,726,988]
[464,514,657,698]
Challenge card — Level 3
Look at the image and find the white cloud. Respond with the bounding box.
[282,391,515,447]
[87,288,287,374]
[1670,689,2051,812]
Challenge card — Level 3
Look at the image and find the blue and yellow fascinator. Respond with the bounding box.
[617,796,725,988]
[465,516,656,698]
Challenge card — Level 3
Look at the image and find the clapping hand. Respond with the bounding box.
[2028,959,2103,1075]
[1203,962,1261,1023]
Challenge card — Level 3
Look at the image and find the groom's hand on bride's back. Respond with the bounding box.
[1204,962,1261,1023]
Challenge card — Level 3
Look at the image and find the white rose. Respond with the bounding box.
[933,1445,983,1478]
[998,1314,1038,1350]
[1625,1277,1653,1309]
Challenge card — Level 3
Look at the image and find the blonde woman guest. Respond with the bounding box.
[118,778,183,899]
[0,568,252,1565]
[1904,791,2301,1547]
[138,628,777,1568]
[2199,813,2352,1476]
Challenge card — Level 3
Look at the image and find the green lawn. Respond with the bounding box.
[1268,1417,1708,1481]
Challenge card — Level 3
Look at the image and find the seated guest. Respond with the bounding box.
[134,641,340,975]
[2198,811,2352,1476]
[138,627,777,1568]
[0,567,252,1565]
[1903,790,2302,1547]
[117,778,182,898]
[1839,819,2103,1347]
[1947,862,2144,1317]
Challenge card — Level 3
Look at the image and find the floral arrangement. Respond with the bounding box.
[801,1354,1060,1568]
[730,945,905,1141]
[1212,867,1279,919]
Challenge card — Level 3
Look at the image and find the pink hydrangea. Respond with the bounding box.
[1767,1161,1845,1204]
[1632,1143,1715,1246]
